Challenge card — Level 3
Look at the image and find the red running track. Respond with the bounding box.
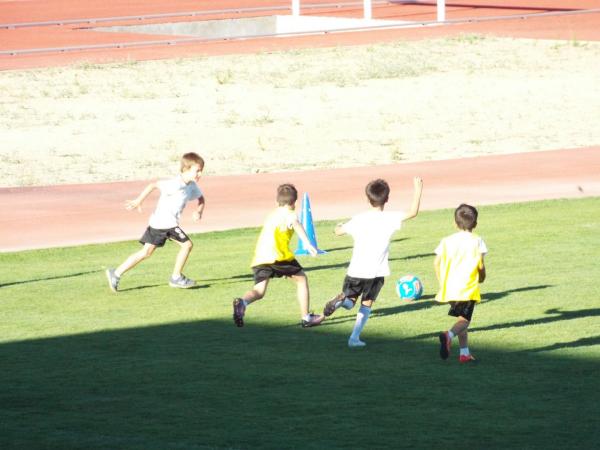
[1,147,598,252]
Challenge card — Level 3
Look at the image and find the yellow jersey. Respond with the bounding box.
[435,231,488,303]
[251,207,297,267]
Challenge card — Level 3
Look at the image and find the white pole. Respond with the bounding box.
[437,0,445,22]
[292,0,300,16]
[364,0,372,20]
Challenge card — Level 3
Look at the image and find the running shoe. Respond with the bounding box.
[323,293,345,317]
[459,354,476,363]
[105,268,120,293]
[439,331,451,360]
[169,274,196,289]
[301,313,324,328]
[348,338,366,348]
[233,298,246,327]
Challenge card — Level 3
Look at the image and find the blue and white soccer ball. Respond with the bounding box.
[395,275,423,300]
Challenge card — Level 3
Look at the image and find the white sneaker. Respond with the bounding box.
[348,338,366,348]
[105,268,120,292]
[169,274,196,289]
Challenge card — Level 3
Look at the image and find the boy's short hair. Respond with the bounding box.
[455,204,478,231]
[181,152,205,172]
[365,179,390,207]
[277,183,298,206]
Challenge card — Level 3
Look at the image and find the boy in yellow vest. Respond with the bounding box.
[435,204,487,363]
[232,184,323,328]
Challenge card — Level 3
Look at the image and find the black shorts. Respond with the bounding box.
[448,301,476,321]
[139,226,190,247]
[342,276,385,302]
[252,259,304,284]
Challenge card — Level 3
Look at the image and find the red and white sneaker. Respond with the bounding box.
[459,354,476,363]
[438,331,451,360]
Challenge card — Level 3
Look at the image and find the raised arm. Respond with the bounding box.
[403,177,423,221]
[125,182,158,212]
[292,218,317,256]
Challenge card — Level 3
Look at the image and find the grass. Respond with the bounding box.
[0,198,599,449]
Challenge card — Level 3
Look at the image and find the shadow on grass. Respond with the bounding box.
[395,252,435,261]
[483,284,553,301]
[118,283,210,292]
[1,318,596,449]
[202,273,254,283]
[319,295,438,327]
[322,245,353,253]
[322,238,407,255]
[530,335,600,353]
[404,285,555,340]
[471,307,600,333]
[0,269,101,288]
[304,252,434,273]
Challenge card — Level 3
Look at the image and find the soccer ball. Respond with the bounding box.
[395,275,423,300]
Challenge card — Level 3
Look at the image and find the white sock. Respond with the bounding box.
[447,330,455,339]
[460,347,470,356]
[349,305,371,341]
[242,300,249,307]
[341,298,355,310]
[303,313,313,322]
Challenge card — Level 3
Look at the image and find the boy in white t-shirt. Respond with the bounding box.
[105,152,206,292]
[322,177,423,348]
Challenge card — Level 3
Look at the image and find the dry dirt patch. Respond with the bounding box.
[1,35,599,187]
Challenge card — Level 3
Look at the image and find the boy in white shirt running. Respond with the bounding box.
[322,177,423,348]
[105,152,205,292]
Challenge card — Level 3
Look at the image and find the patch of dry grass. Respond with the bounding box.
[1,36,599,187]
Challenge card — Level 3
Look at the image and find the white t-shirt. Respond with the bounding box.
[342,210,405,278]
[148,177,203,229]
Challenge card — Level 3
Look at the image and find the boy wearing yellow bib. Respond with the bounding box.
[435,204,487,363]
[232,184,323,328]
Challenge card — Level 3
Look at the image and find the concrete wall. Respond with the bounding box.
[96,15,409,39]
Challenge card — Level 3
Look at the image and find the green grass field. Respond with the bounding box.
[1,198,598,449]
